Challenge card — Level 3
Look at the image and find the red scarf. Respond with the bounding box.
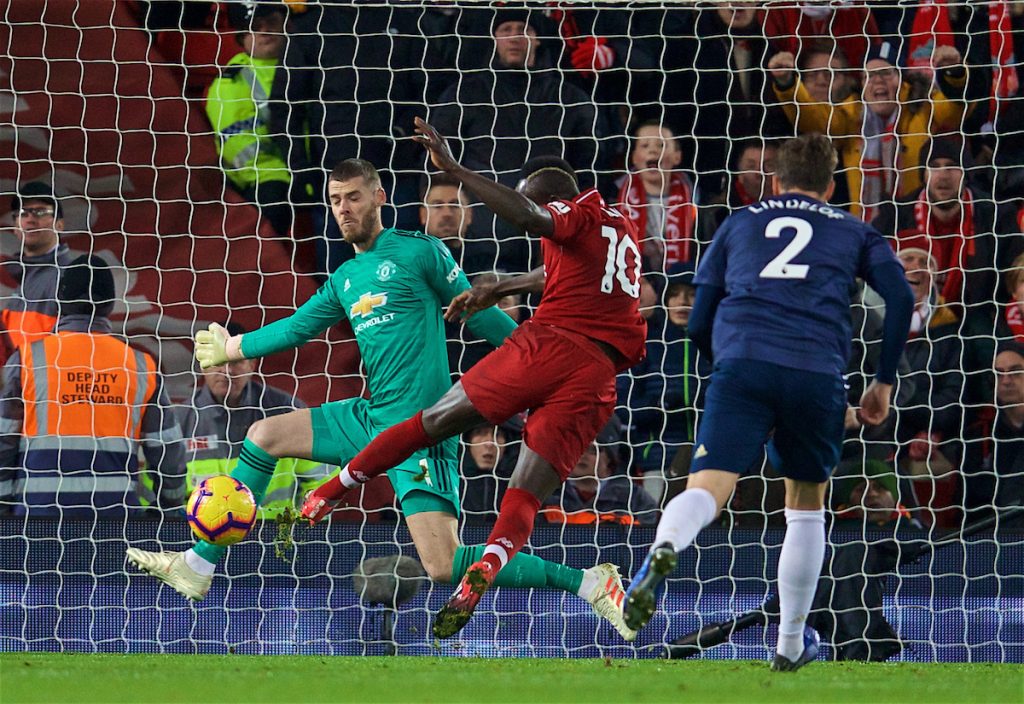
[1007,300,1024,343]
[911,187,975,304]
[907,0,956,79]
[617,172,697,266]
[733,176,756,207]
[990,1,1020,118]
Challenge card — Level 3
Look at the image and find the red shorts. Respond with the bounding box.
[460,322,617,480]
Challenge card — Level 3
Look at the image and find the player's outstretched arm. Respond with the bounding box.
[445,267,545,323]
[215,284,350,364]
[414,117,554,236]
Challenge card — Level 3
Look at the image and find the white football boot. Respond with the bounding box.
[126,548,212,602]
[584,562,637,641]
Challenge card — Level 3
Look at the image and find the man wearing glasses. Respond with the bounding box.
[2,182,76,363]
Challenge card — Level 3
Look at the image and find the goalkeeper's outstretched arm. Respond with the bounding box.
[195,284,348,369]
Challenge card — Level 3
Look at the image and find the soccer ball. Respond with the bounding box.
[187,476,258,546]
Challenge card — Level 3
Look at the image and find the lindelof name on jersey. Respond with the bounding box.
[350,292,395,333]
[748,198,843,220]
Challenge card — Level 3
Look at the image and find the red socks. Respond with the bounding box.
[317,411,434,499]
[480,488,543,573]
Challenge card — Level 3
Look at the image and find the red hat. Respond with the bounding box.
[895,234,937,271]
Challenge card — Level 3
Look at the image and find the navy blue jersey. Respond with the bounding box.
[694,193,900,377]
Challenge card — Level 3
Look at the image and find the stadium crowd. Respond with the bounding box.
[2,1,1023,533]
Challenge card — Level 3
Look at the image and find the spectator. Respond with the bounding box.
[892,244,964,526]
[616,121,698,272]
[1000,252,1024,345]
[831,460,913,530]
[664,2,789,197]
[167,321,331,519]
[995,177,1024,290]
[460,421,520,523]
[770,39,968,220]
[798,42,856,105]
[960,342,1024,528]
[699,139,779,240]
[268,3,426,274]
[872,137,998,321]
[419,173,495,278]
[618,263,707,504]
[0,182,76,366]
[432,8,601,187]
[542,417,659,526]
[0,256,184,517]
[205,3,291,237]
[762,1,880,70]
[547,6,658,158]
[430,8,602,271]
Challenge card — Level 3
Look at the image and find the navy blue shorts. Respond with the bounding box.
[690,358,846,483]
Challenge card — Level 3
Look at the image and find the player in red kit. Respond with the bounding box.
[301,117,647,638]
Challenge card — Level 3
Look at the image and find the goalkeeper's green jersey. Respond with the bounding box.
[241,228,516,427]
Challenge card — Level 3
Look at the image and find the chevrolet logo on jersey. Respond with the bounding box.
[350,292,388,318]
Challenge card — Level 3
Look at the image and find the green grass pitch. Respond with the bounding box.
[1,654,1021,703]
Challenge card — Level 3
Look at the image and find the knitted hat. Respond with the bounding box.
[895,235,937,271]
[924,136,972,169]
[58,254,115,317]
[834,460,900,506]
[492,8,533,34]
[865,39,902,68]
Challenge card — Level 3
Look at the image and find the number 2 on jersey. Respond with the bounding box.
[600,225,641,297]
[759,216,812,280]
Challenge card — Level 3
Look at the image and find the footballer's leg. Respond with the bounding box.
[436,343,627,637]
[771,479,827,671]
[768,371,842,671]
[127,409,316,601]
[625,359,774,631]
[301,382,487,518]
[624,470,736,631]
[304,328,546,516]
[434,444,562,639]
[403,493,635,640]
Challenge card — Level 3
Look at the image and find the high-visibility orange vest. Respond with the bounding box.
[540,506,640,526]
[1,308,58,351]
[17,331,158,514]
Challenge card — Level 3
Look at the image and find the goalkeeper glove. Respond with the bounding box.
[194,322,232,369]
[570,37,615,78]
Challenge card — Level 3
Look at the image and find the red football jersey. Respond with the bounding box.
[533,188,647,369]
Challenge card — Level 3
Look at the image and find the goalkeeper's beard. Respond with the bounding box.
[340,209,380,248]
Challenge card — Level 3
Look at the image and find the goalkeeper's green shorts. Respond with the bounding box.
[310,398,460,517]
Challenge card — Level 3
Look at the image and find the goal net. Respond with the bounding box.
[0,0,1021,662]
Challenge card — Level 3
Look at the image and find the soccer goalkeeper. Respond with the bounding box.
[126,158,635,640]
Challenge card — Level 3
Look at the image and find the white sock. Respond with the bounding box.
[577,567,600,598]
[776,507,826,661]
[653,488,718,553]
[482,544,509,570]
[339,464,361,489]
[184,548,216,576]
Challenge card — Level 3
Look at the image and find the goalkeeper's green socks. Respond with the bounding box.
[188,439,278,570]
[451,545,585,595]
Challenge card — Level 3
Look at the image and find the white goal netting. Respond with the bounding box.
[0,0,1021,661]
